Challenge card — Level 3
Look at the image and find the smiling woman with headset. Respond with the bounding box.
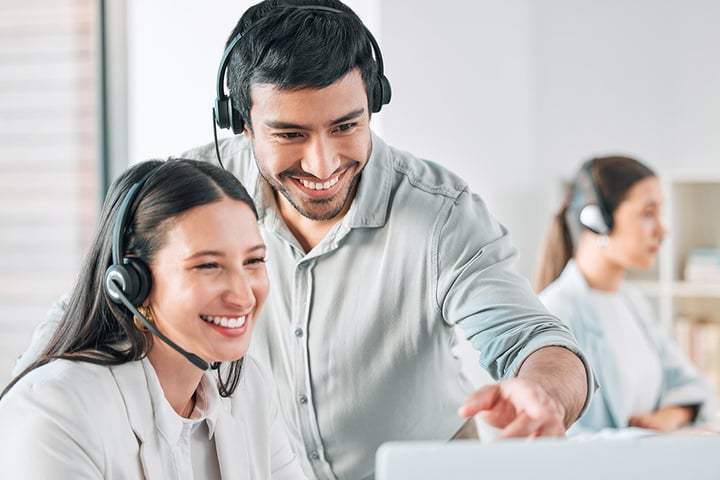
[0,159,306,479]
[533,156,716,434]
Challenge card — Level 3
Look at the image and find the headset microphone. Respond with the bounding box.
[103,167,213,371]
[111,283,211,371]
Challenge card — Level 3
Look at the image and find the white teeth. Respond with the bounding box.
[300,176,339,190]
[201,315,247,328]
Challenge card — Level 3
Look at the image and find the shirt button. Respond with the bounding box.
[298,394,308,404]
[294,328,304,337]
[309,450,320,460]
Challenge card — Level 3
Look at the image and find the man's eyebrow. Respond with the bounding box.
[264,107,366,130]
[329,108,365,126]
[265,119,308,130]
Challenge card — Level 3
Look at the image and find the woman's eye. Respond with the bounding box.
[643,209,657,218]
[195,263,219,270]
[246,257,267,266]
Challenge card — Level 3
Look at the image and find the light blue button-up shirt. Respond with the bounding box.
[540,260,715,435]
[183,133,594,480]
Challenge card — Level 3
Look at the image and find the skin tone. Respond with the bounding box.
[576,176,667,292]
[459,347,587,437]
[143,197,269,417]
[244,67,588,437]
[245,68,372,252]
[574,176,695,431]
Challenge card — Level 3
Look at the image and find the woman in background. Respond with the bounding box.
[534,156,715,434]
[0,159,305,479]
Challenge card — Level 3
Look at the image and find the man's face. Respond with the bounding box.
[244,68,372,221]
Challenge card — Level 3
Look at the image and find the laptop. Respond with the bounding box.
[376,433,720,480]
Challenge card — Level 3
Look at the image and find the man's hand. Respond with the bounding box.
[458,378,566,438]
[458,346,589,439]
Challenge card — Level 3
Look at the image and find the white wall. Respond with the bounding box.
[126,0,381,162]
[533,0,720,226]
[379,0,538,278]
[378,0,720,281]
[126,0,252,162]
[124,2,720,391]
[126,1,720,280]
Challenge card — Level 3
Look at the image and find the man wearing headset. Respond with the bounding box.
[17,1,595,478]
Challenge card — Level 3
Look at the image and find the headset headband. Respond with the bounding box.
[213,4,391,134]
[111,168,157,265]
[579,159,614,234]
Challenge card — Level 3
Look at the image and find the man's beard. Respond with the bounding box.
[259,167,362,221]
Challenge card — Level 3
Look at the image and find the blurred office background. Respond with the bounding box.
[2,0,720,385]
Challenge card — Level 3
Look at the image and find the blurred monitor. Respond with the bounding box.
[376,434,720,480]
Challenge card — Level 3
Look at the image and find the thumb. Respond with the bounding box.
[458,385,500,418]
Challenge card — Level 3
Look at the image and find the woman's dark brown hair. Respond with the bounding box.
[3,158,258,398]
[533,156,655,293]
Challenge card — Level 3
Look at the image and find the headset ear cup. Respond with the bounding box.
[214,94,244,134]
[379,74,392,111]
[371,74,392,113]
[127,258,152,306]
[214,97,231,130]
[579,204,610,236]
[580,158,613,235]
[104,264,128,304]
[228,97,245,135]
[104,259,152,307]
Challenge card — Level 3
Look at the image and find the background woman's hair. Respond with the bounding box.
[532,155,656,292]
[2,158,257,398]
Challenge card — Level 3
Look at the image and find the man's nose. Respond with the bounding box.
[301,136,340,180]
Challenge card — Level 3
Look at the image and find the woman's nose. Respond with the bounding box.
[224,273,255,309]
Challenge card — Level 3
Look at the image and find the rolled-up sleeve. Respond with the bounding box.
[434,189,596,412]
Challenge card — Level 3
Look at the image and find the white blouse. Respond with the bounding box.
[585,289,663,421]
[0,356,307,479]
[141,359,222,480]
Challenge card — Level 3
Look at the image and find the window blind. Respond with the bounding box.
[0,0,100,382]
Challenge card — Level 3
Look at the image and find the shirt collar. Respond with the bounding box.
[194,370,222,438]
[344,131,392,229]
[563,260,587,287]
[141,358,222,443]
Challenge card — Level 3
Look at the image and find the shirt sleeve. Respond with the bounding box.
[433,188,596,405]
[0,370,105,478]
[11,294,68,376]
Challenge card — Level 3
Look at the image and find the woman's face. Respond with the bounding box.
[606,176,667,270]
[146,197,269,364]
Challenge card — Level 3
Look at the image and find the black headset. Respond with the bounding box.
[103,166,212,371]
[104,171,154,308]
[578,159,613,235]
[213,5,392,135]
